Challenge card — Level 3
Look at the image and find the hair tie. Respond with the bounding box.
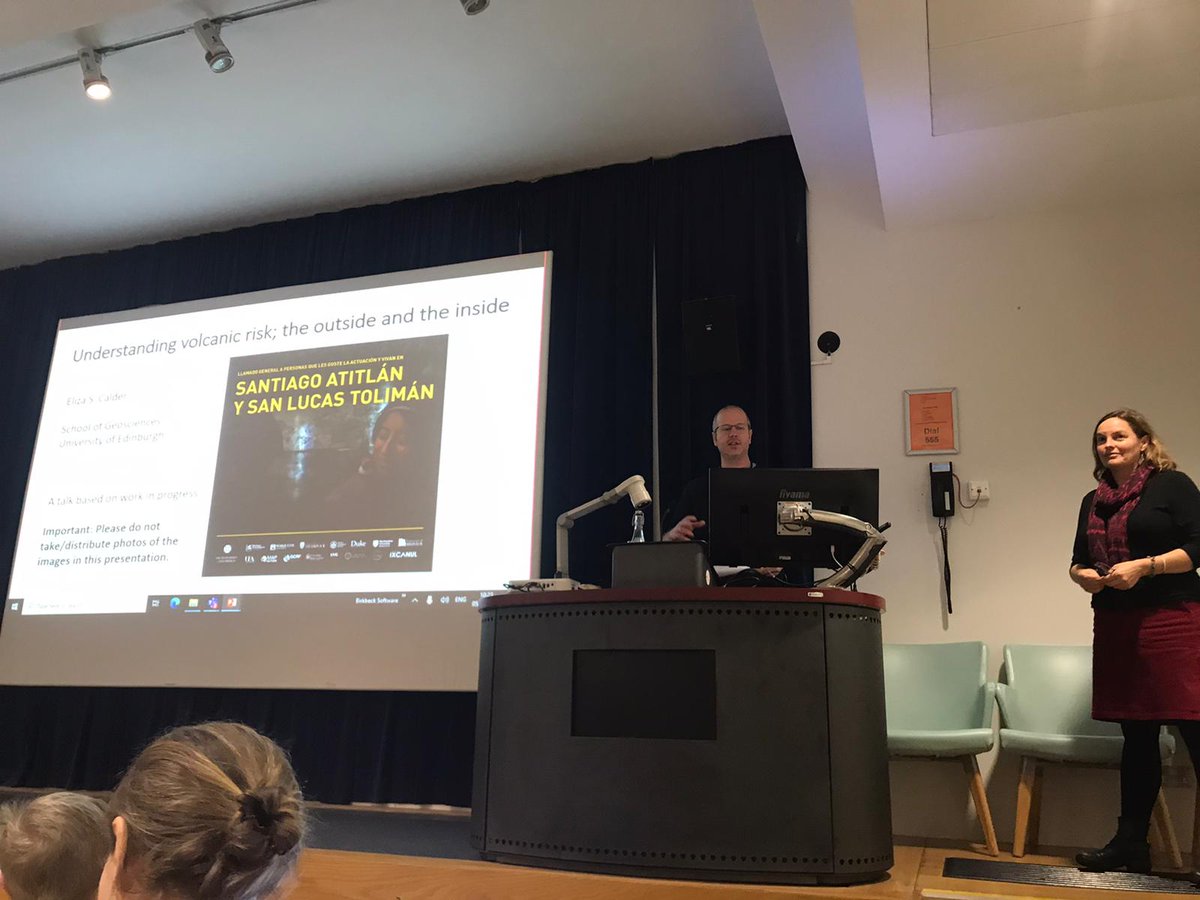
[239,793,274,832]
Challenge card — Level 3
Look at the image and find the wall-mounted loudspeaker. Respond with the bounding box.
[682,296,740,375]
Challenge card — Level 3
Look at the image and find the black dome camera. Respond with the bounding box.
[817,331,841,355]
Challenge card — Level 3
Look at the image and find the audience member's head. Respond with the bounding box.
[0,791,111,900]
[100,721,306,900]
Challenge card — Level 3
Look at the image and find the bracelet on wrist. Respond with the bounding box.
[1147,556,1158,577]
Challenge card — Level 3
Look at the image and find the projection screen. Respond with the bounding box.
[0,252,551,690]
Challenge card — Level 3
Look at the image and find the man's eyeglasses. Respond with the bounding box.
[713,424,750,435]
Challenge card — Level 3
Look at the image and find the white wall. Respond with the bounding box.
[809,192,1200,849]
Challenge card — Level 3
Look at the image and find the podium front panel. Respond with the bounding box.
[472,589,891,885]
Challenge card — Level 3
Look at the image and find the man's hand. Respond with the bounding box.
[664,515,704,542]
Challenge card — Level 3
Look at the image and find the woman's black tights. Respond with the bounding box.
[1120,720,1200,834]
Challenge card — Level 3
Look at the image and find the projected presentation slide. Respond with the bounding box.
[202,335,449,577]
[0,253,550,691]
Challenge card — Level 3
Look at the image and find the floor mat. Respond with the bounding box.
[942,857,1199,894]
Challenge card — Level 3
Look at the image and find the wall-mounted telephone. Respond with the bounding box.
[930,462,954,518]
[930,461,955,612]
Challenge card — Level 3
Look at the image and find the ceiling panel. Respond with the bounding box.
[930,0,1200,134]
[927,0,1183,49]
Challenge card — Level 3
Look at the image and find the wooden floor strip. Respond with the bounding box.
[291,845,1196,900]
[1,840,1180,900]
[293,845,925,899]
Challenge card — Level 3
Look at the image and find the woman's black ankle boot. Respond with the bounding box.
[1075,818,1152,873]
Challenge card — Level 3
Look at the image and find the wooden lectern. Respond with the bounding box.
[471,587,892,885]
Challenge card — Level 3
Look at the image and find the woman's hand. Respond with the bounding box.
[1102,559,1151,591]
[1072,566,1108,594]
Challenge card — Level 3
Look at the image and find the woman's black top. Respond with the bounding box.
[1072,469,1200,609]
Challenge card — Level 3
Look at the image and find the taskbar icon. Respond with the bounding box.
[148,594,243,614]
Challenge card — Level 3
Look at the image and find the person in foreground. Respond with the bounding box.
[0,791,111,900]
[99,721,307,900]
[1069,409,1200,875]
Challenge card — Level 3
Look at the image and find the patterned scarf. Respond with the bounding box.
[1087,464,1152,569]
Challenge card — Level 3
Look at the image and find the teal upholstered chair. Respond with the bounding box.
[997,644,1180,863]
[883,641,999,856]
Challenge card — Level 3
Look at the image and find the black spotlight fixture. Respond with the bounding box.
[460,0,490,14]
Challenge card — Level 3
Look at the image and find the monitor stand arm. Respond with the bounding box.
[791,509,887,588]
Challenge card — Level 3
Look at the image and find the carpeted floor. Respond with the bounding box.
[306,806,475,859]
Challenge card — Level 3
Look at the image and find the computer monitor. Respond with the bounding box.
[707,468,880,570]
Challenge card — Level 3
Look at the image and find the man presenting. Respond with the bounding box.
[663,405,753,542]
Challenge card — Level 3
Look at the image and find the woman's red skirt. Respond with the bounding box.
[1093,600,1200,721]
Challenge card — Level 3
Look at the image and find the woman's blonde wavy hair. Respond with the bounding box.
[1091,408,1176,481]
[109,721,305,900]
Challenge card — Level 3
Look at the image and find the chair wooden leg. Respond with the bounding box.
[1026,761,1044,853]
[962,755,999,856]
[1152,788,1183,870]
[1193,783,1200,868]
[1150,812,1165,853]
[1013,756,1037,857]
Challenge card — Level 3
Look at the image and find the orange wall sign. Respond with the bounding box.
[904,388,959,455]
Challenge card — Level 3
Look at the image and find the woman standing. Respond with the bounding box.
[1070,409,1200,873]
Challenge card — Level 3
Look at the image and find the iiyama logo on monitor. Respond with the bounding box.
[779,489,810,500]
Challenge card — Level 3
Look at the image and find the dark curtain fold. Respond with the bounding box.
[0,686,476,805]
[0,136,804,804]
[653,137,810,520]
[519,161,655,586]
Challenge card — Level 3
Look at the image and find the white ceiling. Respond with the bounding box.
[852,0,1200,228]
[929,0,1200,135]
[1,0,1197,270]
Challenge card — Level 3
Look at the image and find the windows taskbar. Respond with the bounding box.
[144,590,495,614]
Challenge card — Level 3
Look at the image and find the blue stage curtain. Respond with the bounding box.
[520,159,656,585]
[0,136,804,804]
[0,685,477,805]
[654,138,811,519]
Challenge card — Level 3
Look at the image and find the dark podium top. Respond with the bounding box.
[471,587,892,886]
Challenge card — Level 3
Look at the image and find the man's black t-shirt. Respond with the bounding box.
[663,473,709,540]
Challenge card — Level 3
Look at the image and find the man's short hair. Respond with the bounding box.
[0,792,111,900]
[711,405,751,431]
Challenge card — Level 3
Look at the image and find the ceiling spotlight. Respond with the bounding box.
[78,49,111,100]
[460,0,489,14]
[194,19,234,73]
